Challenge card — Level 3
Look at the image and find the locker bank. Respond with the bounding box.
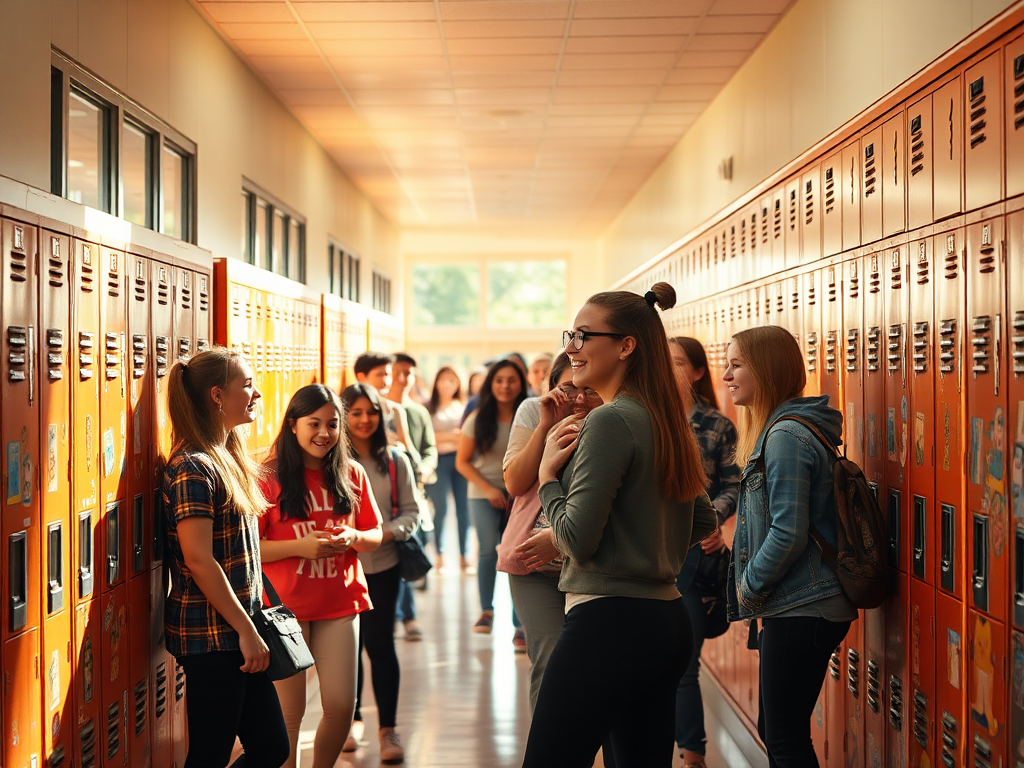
[2,0,1024,766]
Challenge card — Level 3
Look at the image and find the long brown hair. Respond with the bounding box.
[584,283,707,502]
[669,336,718,409]
[428,365,464,415]
[731,326,807,466]
[166,348,267,518]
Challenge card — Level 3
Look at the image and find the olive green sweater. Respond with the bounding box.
[539,396,717,600]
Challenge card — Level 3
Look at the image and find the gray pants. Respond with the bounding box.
[508,572,564,712]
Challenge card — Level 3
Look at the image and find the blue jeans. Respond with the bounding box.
[470,498,520,628]
[675,586,710,753]
[425,452,469,557]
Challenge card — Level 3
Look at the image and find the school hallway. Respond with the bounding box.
[294,553,767,768]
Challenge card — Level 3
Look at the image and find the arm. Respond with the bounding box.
[416,410,439,479]
[259,534,335,563]
[504,426,545,496]
[434,428,461,444]
[455,430,506,506]
[383,453,422,542]
[348,465,383,552]
[712,419,741,523]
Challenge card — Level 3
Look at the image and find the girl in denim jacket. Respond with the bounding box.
[724,326,856,768]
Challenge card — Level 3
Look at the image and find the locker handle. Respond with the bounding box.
[912,496,926,579]
[940,503,955,579]
[8,531,27,630]
[78,511,94,599]
[995,314,1001,396]
[888,489,901,569]
[48,522,64,615]
[973,514,989,608]
[106,501,120,586]
[28,325,35,405]
[1016,528,1024,610]
[132,494,144,575]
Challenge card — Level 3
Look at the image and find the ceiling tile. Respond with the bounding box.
[318,39,445,56]
[656,83,722,101]
[564,36,684,54]
[303,21,440,39]
[350,88,455,106]
[327,55,448,72]
[340,70,451,89]
[569,17,699,36]
[199,2,294,23]
[699,14,780,34]
[438,2,571,21]
[552,86,659,104]
[216,22,306,40]
[664,67,735,84]
[675,50,749,67]
[557,68,666,86]
[246,55,326,73]
[572,0,709,19]
[291,2,437,22]
[708,0,794,15]
[454,88,552,105]
[688,33,763,51]
[446,37,563,56]
[560,52,678,69]
[233,38,317,57]
[442,20,566,37]
[451,72,555,88]
[448,55,561,71]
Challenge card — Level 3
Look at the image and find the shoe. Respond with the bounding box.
[342,719,364,752]
[472,611,494,634]
[404,619,423,642]
[379,728,405,764]
[413,575,428,591]
[436,554,446,572]
[513,628,527,653]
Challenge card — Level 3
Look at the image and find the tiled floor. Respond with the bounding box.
[296,562,760,768]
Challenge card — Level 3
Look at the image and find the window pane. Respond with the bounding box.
[122,122,150,227]
[162,144,184,239]
[255,199,268,268]
[486,261,566,327]
[68,91,105,210]
[272,211,286,275]
[412,264,480,326]
[241,191,250,261]
[289,219,301,281]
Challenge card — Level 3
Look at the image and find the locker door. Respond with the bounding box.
[152,264,172,465]
[172,268,194,366]
[882,111,907,238]
[967,611,1007,768]
[73,601,100,768]
[1011,209,1024,634]
[771,187,786,274]
[739,209,751,291]
[933,77,964,221]
[907,95,934,231]
[821,264,843,409]
[824,639,847,768]
[195,269,211,354]
[910,238,937,587]
[100,587,127,767]
[935,228,967,601]
[3,628,41,768]
[964,52,1004,212]
[965,217,1007,623]
[935,590,967,768]
[1006,35,1024,199]
[885,572,910,768]
[823,152,843,257]
[149,569,170,768]
[126,574,149,767]
[842,139,863,251]
[862,129,883,245]
[802,269,821,397]
[785,274,801,341]
[39,230,73,768]
[785,177,801,267]
[884,243,911,575]
[251,289,267,452]
[802,163,822,264]
[1012,629,1024,768]
[726,220,739,293]
[909,577,937,768]
[170,657,186,768]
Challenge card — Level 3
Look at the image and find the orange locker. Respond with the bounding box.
[964,52,1004,212]
[824,641,847,768]
[933,77,964,222]
[726,219,739,294]
[783,274,800,341]
[149,569,171,768]
[3,627,41,768]
[935,590,967,768]
[171,657,187,768]
[884,242,912,574]
[882,111,907,238]
[1012,629,1024,768]
[172,267,194,366]
[322,295,344,393]
[862,128,884,244]
[802,269,821,397]
[909,577,937,768]
[1010,207,1024,633]
[785,177,801,267]
[822,152,843,257]
[910,237,937,587]
[100,585,128,766]
[126,575,150,767]
[967,610,1006,768]
[195,268,211,354]
[771,185,786,273]
[821,263,842,408]
[842,139,863,251]
[757,196,772,279]
[885,572,910,768]
[965,215,1008,624]
[1006,34,1024,199]
[908,93,934,231]
[802,163,822,264]
[39,228,74,768]
[73,601,100,768]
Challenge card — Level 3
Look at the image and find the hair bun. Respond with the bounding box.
[647,282,677,311]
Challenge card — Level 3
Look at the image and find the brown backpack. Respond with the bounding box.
[758,415,889,610]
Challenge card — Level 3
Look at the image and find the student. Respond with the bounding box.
[426,366,471,572]
[724,326,855,768]
[522,284,717,768]
[340,383,422,764]
[500,352,602,711]
[526,353,553,398]
[669,337,740,768]
[353,352,409,449]
[259,385,383,768]
[456,359,527,645]
[162,348,289,768]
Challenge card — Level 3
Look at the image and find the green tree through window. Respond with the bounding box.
[487,261,566,327]
[412,264,480,326]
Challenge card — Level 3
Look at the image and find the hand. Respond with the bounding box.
[238,625,270,674]
[328,525,357,553]
[419,467,434,484]
[538,386,575,430]
[539,414,584,485]
[485,485,508,509]
[701,528,726,554]
[515,528,560,570]
[297,530,336,560]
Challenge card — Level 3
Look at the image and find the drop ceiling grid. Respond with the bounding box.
[192,0,795,235]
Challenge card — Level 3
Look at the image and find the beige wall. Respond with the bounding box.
[601,0,1020,286]
[0,0,400,300]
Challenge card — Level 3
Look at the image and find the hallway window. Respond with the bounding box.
[412,264,479,326]
[487,260,566,328]
[66,88,110,211]
[241,181,306,282]
[373,271,392,314]
[122,121,152,227]
[161,143,188,240]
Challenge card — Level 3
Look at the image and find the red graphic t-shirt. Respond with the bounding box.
[259,464,382,621]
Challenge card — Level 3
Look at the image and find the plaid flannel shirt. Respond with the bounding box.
[690,396,740,524]
[163,449,262,657]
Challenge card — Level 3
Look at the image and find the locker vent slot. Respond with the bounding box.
[132,334,146,379]
[46,328,64,380]
[973,513,989,611]
[890,254,902,289]
[730,226,736,261]
[178,275,192,309]
[178,336,191,361]
[740,219,747,254]
[80,718,97,768]
[104,333,119,381]
[8,226,28,281]
[773,199,782,240]
[978,225,996,272]
[761,206,769,245]
[913,495,927,579]
[106,259,120,297]
[867,326,881,372]
[156,275,170,305]
[106,700,120,759]
[49,745,66,768]
[155,661,168,717]
[803,179,814,226]
[939,319,957,374]
[806,332,818,373]
[869,262,882,293]
[199,277,210,310]
[970,315,992,374]
[79,331,95,380]
[808,280,817,306]
[845,329,860,373]
[941,710,958,768]
[889,675,903,732]
[864,142,877,196]
[887,324,903,374]
[789,188,798,232]
[827,272,837,302]
[1013,312,1024,373]
[910,114,926,175]
[847,648,860,698]
[7,324,28,382]
[791,290,799,310]
[913,690,928,749]
[943,236,959,279]
[829,650,842,681]
[824,167,835,213]
[940,503,956,592]
[175,662,186,701]
[1016,54,1024,129]
[913,322,929,373]
[866,659,881,713]
[49,236,66,287]
[916,243,930,284]
[849,271,860,298]
[155,336,169,378]
[826,331,838,374]
[968,76,988,149]
[134,679,148,735]
[973,734,992,768]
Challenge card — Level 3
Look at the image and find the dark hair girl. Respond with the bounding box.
[473,359,528,453]
[428,365,464,415]
[669,336,718,410]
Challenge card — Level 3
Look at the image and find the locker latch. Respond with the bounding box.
[866,659,882,714]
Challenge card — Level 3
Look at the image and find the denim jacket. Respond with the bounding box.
[727,396,845,620]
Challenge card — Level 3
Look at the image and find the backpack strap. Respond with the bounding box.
[386,447,399,519]
[754,415,840,570]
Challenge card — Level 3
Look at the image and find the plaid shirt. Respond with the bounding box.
[163,449,262,657]
[690,396,740,524]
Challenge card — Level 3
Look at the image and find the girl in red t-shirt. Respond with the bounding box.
[259,384,383,768]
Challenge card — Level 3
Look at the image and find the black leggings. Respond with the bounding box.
[522,596,693,768]
[354,563,402,728]
[757,616,851,768]
[176,650,290,768]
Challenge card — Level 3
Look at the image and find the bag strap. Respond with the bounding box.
[262,572,283,608]
[387,447,399,519]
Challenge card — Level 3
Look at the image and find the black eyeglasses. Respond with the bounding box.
[562,330,626,351]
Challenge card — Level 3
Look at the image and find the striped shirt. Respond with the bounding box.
[690,396,741,523]
[163,449,263,657]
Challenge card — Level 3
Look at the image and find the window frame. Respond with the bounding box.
[372,269,392,314]
[241,178,307,283]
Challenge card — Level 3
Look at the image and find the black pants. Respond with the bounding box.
[354,563,402,728]
[757,616,851,768]
[176,650,290,768]
[522,596,693,768]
